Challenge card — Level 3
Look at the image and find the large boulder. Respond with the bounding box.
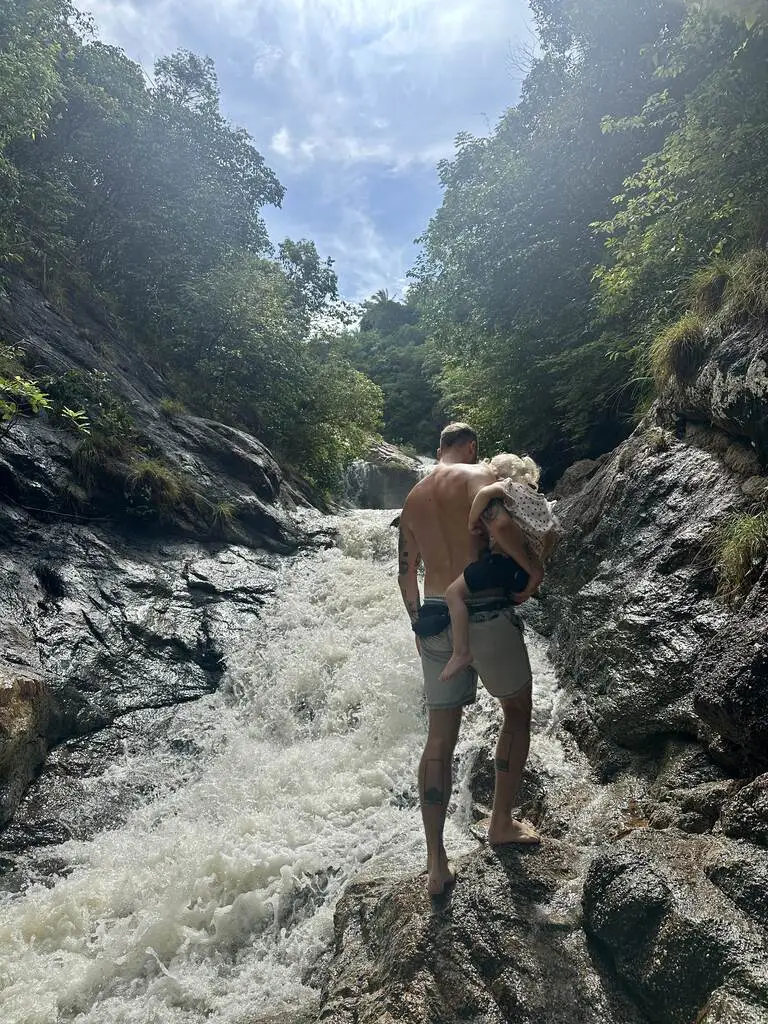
[313,841,647,1024]
[344,442,429,510]
[541,420,756,775]
[583,830,768,1024]
[659,321,768,462]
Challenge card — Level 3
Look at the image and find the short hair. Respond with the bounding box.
[439,422,478,449]
[489,453,541,488]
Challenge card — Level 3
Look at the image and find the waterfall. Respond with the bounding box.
[343,447,433,509]
[0,509,603,1024]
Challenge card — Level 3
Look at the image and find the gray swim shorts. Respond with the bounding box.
[419,597,532,710]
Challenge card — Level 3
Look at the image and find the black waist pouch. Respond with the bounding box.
[412,603,451,637]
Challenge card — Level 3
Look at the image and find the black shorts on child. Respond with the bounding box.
[463,551,529,594]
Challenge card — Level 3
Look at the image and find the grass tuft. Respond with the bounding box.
[210,500,237,530]
[714,511,768,601]
[714,248,768,332]
[159,397,186,419]
[126,458,186,512]
[684,259,732,317]
[650,313,708,388]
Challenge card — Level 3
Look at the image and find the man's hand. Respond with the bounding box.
[512,567,544,605]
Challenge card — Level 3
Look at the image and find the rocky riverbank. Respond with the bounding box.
[310,320,768,1022]
[1,273,766,1023]
[0,275,331,847]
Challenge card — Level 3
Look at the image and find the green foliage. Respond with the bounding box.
[412,0,768,476]
[650,313,708,387]
[0,7,372,492]
[337,294,443,453]
[159,397,186,418]
[43,369,133,447]
[0,341,24,376]
[0,374,51,433]
[125,458,187,513]
[714,511,768,599]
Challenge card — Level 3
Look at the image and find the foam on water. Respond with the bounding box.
[0,511,455,1024]
[0,509,604,1024]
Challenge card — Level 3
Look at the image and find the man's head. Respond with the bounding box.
[437,422,478,464]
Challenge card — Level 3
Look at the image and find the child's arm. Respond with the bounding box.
[469,482,508,533]
[480,499,545,602]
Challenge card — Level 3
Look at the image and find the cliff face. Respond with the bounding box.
[0,275,326,840]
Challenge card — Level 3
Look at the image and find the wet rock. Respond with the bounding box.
[721,775,768,846]
[704,840,768,929]
[344,442,427,510]
[0,666,52,827]
[542,424,742,769]
[694,568,768,774]
[314,841,649,1024]
[659,322,768,461]
[0,274,321,833]
[583,830,768,1024]
[552,455,609,500]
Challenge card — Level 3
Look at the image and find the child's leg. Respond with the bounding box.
[439,575,474,682]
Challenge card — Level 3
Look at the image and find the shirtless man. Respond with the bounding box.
[398,422,541,897]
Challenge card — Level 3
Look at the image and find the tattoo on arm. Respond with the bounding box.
[398,528,409,577]
[398,522,421,623]
[481,498,505,523]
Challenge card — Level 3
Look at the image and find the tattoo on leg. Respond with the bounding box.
[495,730,514,773]
[423,758,445,805]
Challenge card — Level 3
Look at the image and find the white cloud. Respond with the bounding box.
[270,126,292,157]
[252,42,283,78]
[74,0,533,298]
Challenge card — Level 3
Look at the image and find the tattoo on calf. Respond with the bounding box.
[423,758,445,805]
[495,730,514,773]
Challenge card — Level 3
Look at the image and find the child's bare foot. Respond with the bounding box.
[439,652,473,681]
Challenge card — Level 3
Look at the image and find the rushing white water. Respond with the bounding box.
[0,509,606,1024]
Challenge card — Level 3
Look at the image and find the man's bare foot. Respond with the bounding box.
[474,815,540,846]
[427,861,457,896]
[487,817,541,846]
[439,652,472,682]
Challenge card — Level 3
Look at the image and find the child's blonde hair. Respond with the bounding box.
[488,453,541,488]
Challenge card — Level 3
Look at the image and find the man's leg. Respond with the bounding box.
[419,706,462,894]
[487,683,539,845]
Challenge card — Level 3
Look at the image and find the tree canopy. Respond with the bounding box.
[0,1,381,490]
[411,0,768,476]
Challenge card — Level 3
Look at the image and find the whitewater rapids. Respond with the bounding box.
[0,509,591,1024]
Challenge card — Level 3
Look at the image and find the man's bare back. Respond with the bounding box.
[400,462,496,596]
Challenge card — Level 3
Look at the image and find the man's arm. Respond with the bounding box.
[397,517,422,626]
[481,499,544,602]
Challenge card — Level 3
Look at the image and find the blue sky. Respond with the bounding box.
[76,0,534,301]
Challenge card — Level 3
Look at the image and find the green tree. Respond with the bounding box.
[338,294,443,452]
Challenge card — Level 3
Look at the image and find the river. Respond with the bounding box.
[0,508,616,1024]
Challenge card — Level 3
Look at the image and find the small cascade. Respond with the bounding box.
[343,443,432,509]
